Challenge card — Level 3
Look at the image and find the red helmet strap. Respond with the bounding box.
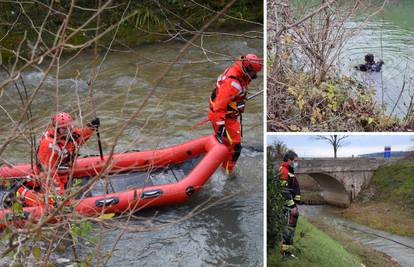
[240,61,257,80]
[239,55,259,80]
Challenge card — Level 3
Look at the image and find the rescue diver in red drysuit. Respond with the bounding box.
[208,54,262,175]
[16,112,100,206]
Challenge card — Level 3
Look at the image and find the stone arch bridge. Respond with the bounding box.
[294,158,398,207]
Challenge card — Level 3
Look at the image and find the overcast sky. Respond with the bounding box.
[267,134,414,158]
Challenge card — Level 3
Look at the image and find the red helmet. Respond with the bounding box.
[51,112,73,129]
[240,54,262,73]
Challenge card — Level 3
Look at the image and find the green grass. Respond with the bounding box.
[308,218,400,267]
[341,161,414,238]
[370,162,414,207]
[267,217,362,267]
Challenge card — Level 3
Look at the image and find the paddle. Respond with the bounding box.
[86,84,104,161]
[247,89,264,101]
[240,113,243,137]
[96,127,104,161]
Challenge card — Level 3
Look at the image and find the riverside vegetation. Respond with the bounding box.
[268,73,410,131]
[0,0,263,63]
[267,0,414,131]
[267,217,401,267]
[340,160,414,238]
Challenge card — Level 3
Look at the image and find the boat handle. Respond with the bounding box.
[141,189,163,199]
[95,197,120,207]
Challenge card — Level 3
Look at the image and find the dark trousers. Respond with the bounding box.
[282,205,299,246]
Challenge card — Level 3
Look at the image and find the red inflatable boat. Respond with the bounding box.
[0,135,228,228]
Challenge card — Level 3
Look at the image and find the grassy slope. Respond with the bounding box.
[369,162,414,207]
[268,217,362,267]
[308,218,401,267]
[268,217,400,267]
[341,162,414,237]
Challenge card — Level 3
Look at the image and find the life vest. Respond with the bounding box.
[209,67,248,117]
[37,129,79,172]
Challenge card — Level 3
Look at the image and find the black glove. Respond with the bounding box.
[87,117,100,129]
[216,125,225,144]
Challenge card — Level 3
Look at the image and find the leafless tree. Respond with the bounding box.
[266,0,410,132]
[315,135,349,159]
[267,139,288,161]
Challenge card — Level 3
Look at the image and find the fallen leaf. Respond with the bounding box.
[99,213,115,220]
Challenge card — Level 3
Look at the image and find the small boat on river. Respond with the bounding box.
[0,135,228,228]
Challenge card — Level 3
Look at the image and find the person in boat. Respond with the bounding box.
[208,54,262,175]
[355,53,384,72]
[278,150,301,258]
[16,112,100,206]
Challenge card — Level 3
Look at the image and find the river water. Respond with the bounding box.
[338,0,414,117]
[301,205,414,267]
[0,28,263,266]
